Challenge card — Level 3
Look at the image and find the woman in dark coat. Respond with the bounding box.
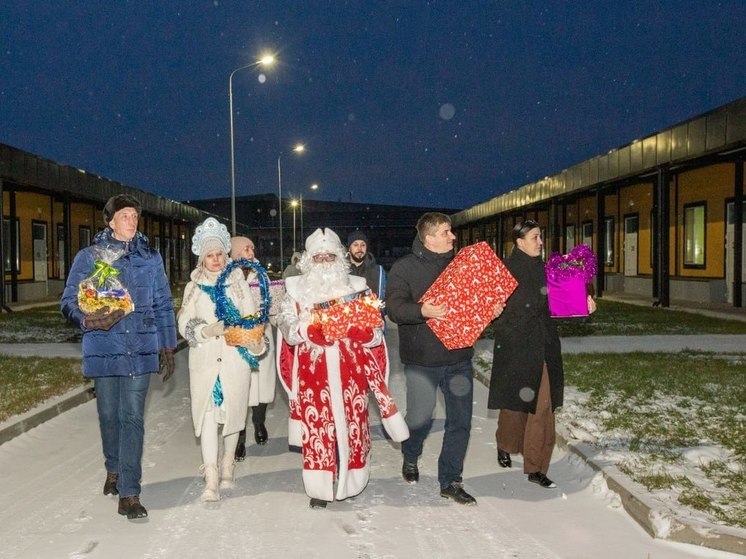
[488,220,594,488]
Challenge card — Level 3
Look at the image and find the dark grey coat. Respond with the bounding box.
[487,248,564,413]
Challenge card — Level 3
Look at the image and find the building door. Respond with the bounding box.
[726,202,746,304]
[33,222,48,295]
[624,215,638,277]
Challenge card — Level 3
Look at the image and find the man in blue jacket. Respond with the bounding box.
[61,194,177,520]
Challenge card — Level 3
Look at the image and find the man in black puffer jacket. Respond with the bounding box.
[386,212,492,506]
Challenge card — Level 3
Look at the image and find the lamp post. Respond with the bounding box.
[277,144,305,269]
[290,199,299,252]
[300,183,318,243]
[229,54,275,236]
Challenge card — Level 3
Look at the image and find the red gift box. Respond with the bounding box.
[420,242,518,350]
[312,290,384,342]
[547,275,589,317]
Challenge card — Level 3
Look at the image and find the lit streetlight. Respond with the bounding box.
[228,53,275,236]
[277,144,305,268]
[300,183,319,243]
[290,199,299,252]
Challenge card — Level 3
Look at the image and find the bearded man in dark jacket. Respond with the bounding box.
[61,194,177,520]
[346,230,386,299]
[386,212,502,506]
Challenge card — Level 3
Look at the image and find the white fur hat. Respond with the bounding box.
[191,217,231,257]
[305,228,342,256]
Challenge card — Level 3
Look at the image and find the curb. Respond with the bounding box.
[0,383,95,446]
[0,340,188,447]
[473,369,746,556]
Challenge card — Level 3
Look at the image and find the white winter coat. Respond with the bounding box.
[178,267,263,437]
[246,269,277,407]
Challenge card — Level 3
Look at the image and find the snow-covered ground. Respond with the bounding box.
[0,332,742,559]
[472,343,746,537]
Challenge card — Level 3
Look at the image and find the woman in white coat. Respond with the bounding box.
[178,218,265,501]
[229,236,278,458]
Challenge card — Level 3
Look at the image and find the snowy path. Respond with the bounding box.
[0,329,739,559]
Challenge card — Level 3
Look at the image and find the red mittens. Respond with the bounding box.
[306,323,333,346]
[347,326,374,344]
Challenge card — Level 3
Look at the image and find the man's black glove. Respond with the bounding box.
[83,306,125,331]
[159,348,176,382]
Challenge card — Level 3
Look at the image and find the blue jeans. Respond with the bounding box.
[401,361,474,489]
[94,374,151,497]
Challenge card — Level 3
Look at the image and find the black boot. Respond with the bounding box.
[309,498,328,509]
[235,429,247,462]
[528,472,557,488]
[254,423,268,445]
[497,448,511,468]
[402,461,419,484]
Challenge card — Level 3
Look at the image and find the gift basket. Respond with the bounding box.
[77,246,134,316]
[545,244,597,318]
[215,258,271,368]
[224,321,266,347]
[312,289,384,342]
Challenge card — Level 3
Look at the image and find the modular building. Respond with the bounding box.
[451,96,746,309]
[0,143,219,307]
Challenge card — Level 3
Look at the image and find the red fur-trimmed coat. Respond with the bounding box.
[277,275,409,502]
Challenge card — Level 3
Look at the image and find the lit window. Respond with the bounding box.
[684,204,705,267]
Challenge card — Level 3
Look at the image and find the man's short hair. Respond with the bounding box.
[416,212,451,242]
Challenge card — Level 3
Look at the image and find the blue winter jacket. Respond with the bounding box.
[60,228,177,378]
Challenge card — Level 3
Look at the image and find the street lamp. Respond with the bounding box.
[300,183,319,243]
[228,54,275,236]
[290,199,299,252]
[277,143,305,269]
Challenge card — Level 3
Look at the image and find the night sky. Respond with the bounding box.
[2,2,745,210]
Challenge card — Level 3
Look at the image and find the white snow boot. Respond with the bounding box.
[200,464,220,502]
[220,456,235,490]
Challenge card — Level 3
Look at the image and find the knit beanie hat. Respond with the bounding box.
[347,230,368,247]
[103,194,141,224]
[198,238,227,265]
[230,236,252,259]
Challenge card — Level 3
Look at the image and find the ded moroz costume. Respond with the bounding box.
[276,228,408,508]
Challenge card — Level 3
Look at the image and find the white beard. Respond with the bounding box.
[297,260,355,305]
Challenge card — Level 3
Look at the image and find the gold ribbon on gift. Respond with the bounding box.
[91,260,120,287]
[312,289,373,310]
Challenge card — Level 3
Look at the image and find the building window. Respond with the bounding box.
[79,226,91,250]
[3,217,20,272]
[564,224,576,252]
[604,217,614,266]
[582,221,593,249]
[683,203,706,267]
